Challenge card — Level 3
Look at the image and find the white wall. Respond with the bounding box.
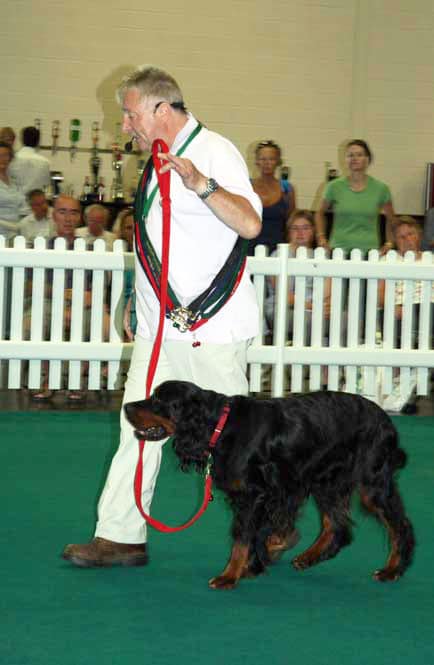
[2,0,433,212]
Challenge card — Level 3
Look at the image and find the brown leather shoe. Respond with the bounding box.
[62,537,148,568]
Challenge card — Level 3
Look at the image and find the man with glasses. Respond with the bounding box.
[61,66,303,570]
[30,196,88,401]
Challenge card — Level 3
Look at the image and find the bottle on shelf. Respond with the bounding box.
[80,176,91,203]
[97,178,105,202]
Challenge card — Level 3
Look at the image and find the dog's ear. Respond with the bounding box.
[172,391,220,465]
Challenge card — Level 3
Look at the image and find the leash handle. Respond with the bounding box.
[145,139,171,399]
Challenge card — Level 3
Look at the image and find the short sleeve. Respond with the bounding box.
[379,182,392,206]
[323,179,337,203]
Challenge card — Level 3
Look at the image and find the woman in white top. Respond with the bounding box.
[0,141,27,241]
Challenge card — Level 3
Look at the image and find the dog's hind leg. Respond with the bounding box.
[208,541,250,590]
[292,495,352,571]
[359,483,415,582]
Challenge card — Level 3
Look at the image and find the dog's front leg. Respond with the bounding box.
[208,541,250,590]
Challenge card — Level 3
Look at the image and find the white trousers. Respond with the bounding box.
[95,336,249,543]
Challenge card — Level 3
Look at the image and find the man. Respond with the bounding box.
[30,195,85,402]
[50,194,81,245]
[75,204,115,250]
[17,189,53,244]
[62,65,264,567]
[9,126,51,195]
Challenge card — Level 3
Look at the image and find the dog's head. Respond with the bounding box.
[124,381,225,471]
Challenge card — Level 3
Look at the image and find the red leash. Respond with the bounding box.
[134,403,230,533]
[133,139,230,532]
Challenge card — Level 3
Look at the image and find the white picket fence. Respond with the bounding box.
[0,235,433,404]
[249,244,433,403]
[0,235,134,391]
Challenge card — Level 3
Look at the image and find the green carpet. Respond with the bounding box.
[1,412,433,665]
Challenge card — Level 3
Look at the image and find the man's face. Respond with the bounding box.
[121,88,163,152]
[52,197,81,237]
[394,224,421,255]
[30,194,49,220]
[87,209,107,237]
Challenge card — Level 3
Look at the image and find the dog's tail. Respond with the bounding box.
[378,413,408,472]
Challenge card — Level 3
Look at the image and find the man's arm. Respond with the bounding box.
[157,152,262,240]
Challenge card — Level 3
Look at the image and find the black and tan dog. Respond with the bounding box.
[125,381,415,590]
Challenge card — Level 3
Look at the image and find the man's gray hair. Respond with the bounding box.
[116,65,184,106]
[84,204,109,223]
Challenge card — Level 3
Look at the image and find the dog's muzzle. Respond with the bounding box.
[133,425,168,441]
[124,400,175,441]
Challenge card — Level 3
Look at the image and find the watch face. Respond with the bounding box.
[200,178,219,199]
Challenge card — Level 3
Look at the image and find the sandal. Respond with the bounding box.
[31,389,54,401]
[67,390,86,402]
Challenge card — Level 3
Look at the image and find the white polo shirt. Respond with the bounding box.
[135,114,262,343]
[75,227,115,250]
[9,146,51,194]
[18,208,54,243]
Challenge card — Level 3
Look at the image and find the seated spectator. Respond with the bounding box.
[115,208,136,340]
[9,126,50,195]
[265,210,331,343]
[249,140,296,255]
[30,196,95,402]
[315,139,396,255]
[0,127,16,148]
[17,189,53,244]
[421,208,434,251]
[0,141,27,241]
[75,204,115,250]
[378,216,434,346]
[115,207,134,251]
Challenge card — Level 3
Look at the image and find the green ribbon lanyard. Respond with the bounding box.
[136,122,203,222]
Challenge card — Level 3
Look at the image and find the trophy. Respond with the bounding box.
[325,161,338,182]
[69,119,81,161]
[90,121,101,195]
[51,120,60,155]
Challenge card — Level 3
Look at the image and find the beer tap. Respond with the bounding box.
[111,123,124,201]
[51,120,60,156]
[90,121,101,196]
[69,118,81,161]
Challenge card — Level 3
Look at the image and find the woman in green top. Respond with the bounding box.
[315,140,396,255]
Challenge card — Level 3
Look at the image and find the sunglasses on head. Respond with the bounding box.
[257,140,280,150]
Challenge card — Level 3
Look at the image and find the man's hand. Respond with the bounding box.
[156,151,261,240]
[157,152,207,195]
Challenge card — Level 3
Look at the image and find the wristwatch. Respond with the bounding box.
[198,177,219,200]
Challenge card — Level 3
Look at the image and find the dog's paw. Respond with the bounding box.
[208,575,239,590]
[372,568,401,582]
[291,554,313,571]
